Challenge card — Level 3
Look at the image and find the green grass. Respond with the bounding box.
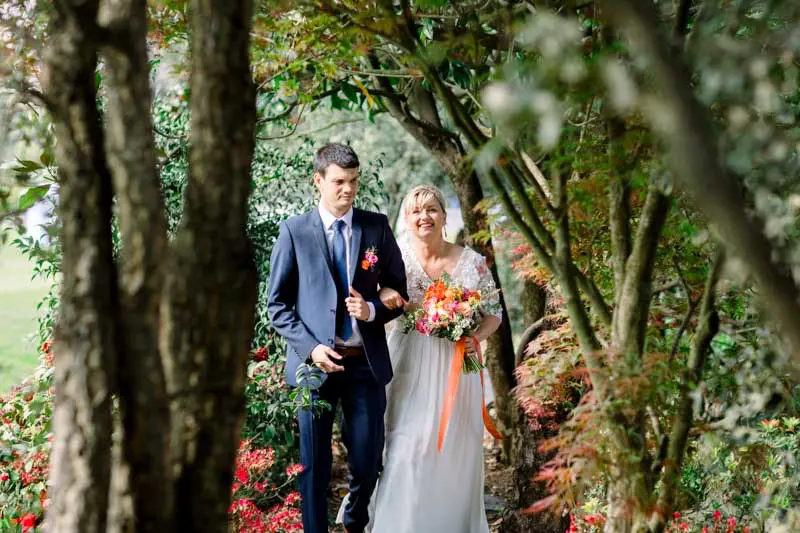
[0,242,49,391]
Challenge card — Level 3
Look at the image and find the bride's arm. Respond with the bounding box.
[470,315,501,343]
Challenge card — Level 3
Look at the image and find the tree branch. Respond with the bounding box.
[613,184,670,353]
[552,171,603,356]
[607,117,632,320]
[668,255,699,363]
[271,117,367,140]
[484,167,557,276]
[651,250,723,533]
[256,104,307,140]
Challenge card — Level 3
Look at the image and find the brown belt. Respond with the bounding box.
[335,345,365,357]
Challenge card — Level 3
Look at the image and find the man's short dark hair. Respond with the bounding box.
[314,143,360,176]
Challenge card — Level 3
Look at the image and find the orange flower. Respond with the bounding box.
[425,280,447,300]
[361,259,371,270]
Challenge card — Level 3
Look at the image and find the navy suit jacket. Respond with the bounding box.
[267,207,408,386]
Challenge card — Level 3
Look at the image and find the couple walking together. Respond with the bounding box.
[267,143,502,533]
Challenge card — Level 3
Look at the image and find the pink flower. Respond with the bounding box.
[415,320,431,335]
[0,471,8,481]
[674,512,681,519]
[285,464,304,477]
[285,491,301,506]
[713,510,722,522]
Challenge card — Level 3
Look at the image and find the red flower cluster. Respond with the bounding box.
[565,509,751,533]
[10,449,49,487]
[228,440,303,533]
[9,512,37,532]
[567,511,606,532]
[252,346,269,362]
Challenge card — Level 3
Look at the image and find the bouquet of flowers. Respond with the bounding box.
[401,273,487,373]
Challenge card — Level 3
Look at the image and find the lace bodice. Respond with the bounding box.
[399,240,503,321]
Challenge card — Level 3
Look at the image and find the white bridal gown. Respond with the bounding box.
[341,242,502,533]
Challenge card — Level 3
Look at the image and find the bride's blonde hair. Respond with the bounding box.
[403,184,447,219]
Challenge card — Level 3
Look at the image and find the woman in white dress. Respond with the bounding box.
[353,184,503,533]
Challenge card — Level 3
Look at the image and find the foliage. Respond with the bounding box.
[228,439,303,533]
[677,418,800,530]
[568,502,761,533]
[0,342,53,532]
[484,1,800,530]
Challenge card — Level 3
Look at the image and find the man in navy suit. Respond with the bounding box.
[267,143,408,533]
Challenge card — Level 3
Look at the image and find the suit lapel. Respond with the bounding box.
[311,209,335,278]
[349,209,363,284]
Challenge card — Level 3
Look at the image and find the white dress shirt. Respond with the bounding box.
[318,202,375,347]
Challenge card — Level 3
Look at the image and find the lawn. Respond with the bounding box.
[0,242,49,391]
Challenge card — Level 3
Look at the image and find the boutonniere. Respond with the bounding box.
[361,247,379,271]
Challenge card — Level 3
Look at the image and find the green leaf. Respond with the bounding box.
[341,83,359,104]
[18,185,51,211]
[40,149,54,168]
[330,93,346,110]
[14,159,43,173]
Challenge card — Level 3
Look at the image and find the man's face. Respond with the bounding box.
[315,164,359,215]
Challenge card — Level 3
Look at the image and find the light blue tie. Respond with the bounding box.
[332,219,352,341]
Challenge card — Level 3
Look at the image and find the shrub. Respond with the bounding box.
[0,342,53,532]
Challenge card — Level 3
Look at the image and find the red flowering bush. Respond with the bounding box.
[228,439,303,532]
[566,505,754,533]
[0,342,54,532]
[242,345,300,477]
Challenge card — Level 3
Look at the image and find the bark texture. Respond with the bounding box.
[43,2,116,531]
[99,0,173,529]
[161,1,258,531]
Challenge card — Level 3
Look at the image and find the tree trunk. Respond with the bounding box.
[160,1,258,531]
[43,2,117,531]
[502,290,568,533]
[99,0,173,529]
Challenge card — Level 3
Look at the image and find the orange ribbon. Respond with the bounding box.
[437,336,504,451]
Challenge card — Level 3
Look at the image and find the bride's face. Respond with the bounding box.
[406,198,445,241]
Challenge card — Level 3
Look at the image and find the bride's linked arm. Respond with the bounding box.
[370,215,409,324]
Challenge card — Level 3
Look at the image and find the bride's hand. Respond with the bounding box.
[379,287,407,310]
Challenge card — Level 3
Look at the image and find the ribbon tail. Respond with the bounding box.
[473,337,504,441]
[438,338,465,451]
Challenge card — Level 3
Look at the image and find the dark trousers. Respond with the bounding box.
[297,355,386,533]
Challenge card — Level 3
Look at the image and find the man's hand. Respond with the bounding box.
[378,287,408,310]
[346,287,371,321]
[310,344,344,373]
